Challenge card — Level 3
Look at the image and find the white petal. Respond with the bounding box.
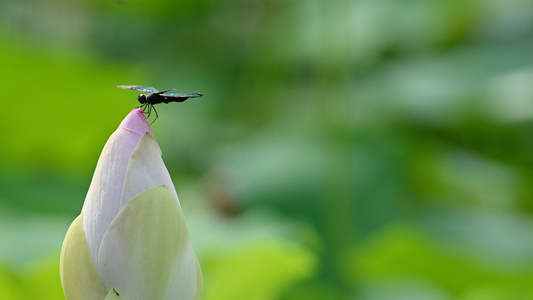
[165,246,201,300]
[82,109,151,267]
[60,213,107,300]
[120,132,180,209]
[97,185,199,300]
[82,129,141,267]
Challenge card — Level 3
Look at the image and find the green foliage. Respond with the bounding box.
[0,256,63,300]
[203,239,317,300]
[1,0,533,299]
[346,225,533,297]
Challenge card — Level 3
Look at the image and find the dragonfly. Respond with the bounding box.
[118,85,204,122]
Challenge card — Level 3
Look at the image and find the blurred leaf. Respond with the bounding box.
[0,254,63,300]
[0,206,71,268]
[345,225,533,297]
[25,255,64,299]
[0,33,141,173]
[0,268,21,299]
[203,239,317,300]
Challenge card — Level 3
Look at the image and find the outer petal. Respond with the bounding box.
[120,132,180,208]
[60,213,107,300]
[82,109,150,266]
[104,289,123,300]
[165,239,199,300]
[193,256,203,300]
[97,185,199,300]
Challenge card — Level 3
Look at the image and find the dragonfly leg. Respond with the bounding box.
[143,104,153,119]
[150,105,159,125]
[137,103,148,115]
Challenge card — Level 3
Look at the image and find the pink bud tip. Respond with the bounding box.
[119,109,152,135]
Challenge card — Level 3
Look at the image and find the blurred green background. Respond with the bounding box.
[1,0,533,299]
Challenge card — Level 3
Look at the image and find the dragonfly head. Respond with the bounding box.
[138,94,147,104]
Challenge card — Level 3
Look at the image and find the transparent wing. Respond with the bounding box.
[118,85,159,93]
[161,91,204,98]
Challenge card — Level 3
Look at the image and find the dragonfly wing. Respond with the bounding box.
[118,85,160,93]
[161,91,204,98]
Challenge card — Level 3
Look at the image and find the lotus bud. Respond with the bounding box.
[60,109,202,300]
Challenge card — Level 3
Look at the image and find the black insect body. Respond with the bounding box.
[118,85,204,122]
